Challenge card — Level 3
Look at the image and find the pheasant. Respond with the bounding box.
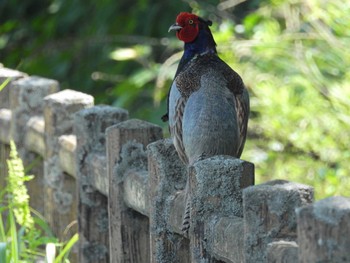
[163,12,249,235]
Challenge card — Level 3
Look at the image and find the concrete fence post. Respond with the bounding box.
[243,180,314,263]
[10,76,59,146]
[0,67,27,208]
[74,105,128,263]
[9,76,59,214]
[147,139,189,263]
[107,119,162,263]
[43,89,93,240]
[297,196,350,262]
[0,67,28,189]
[0,67,28,109]
[189,156,254,262]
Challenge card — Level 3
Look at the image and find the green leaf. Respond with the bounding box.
[0,77,11,92]
[0,213,6,242]
[54,233,79,263]
[9,210,19,263]
[0,242,6,263]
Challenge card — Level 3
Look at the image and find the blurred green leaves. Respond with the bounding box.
[0,0,189,124]
[229,0,350,198]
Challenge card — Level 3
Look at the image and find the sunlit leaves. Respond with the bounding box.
[110,45,151,61]
[6,141,34,230]
[234,0,350,199]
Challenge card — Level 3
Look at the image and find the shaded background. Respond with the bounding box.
[1,0,349,198]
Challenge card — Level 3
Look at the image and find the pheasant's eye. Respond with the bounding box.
[188,19,194,25]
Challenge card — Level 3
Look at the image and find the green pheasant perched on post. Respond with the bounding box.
[163,12,250,235]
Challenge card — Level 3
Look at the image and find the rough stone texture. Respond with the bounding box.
[297,196,350,263]
[75,105,128,263]
[211,216,245,263]
[107,119,162,263]
[44,89,93,245]
[267,241,298,263]
[10,76,59,146]
[189,156,254,262]
[191,156,254,219]
[148,139,190,263]
[243,180,314,263]
[0,67,28,108]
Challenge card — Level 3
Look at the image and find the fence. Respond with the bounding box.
[0,66,349,263]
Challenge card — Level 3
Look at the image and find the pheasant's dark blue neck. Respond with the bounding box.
[176,27,217,76]
[183,29,217,59]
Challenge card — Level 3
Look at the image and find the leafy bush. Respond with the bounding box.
[224,0,350,198]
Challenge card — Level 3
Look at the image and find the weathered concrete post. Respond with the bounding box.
[75,105,128,263]
[10,77,59,145]
[107,119,162,263]
[9,76,59,214]
[243,180,314,263]
[0,67,28,108]
[0,67,28,199]
[0,109,11,189]
[43,89,93,239]
[189,156,254,262]
[297,196,350,263]
[147,139,189,263]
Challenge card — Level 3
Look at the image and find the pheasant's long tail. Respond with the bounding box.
[181,187,191,236]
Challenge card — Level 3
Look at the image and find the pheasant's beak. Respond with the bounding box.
[168,23,182,32]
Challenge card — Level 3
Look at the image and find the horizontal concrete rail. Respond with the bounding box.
[0,109,11,143]
[58,135,77,178]
[25,116,45,157]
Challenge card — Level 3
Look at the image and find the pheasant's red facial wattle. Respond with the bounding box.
[175,12,200,43]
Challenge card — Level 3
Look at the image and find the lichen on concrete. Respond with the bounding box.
[115,140,148,183]
[75,105,128,154]
[53,190,73,214]
[44,156,63,189]
[243,180,314,263]
[83,242,108,262]
[96,208,109,233]
[191,155,254,219]
[79,171,99,207]
[313,196,350,225]
[147,139,189,263]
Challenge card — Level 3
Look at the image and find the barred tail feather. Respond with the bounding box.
[182,193,191,236]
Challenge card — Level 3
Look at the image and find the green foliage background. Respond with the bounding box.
[1,0,349,199]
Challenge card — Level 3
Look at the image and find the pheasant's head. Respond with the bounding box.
[169,12,213,43]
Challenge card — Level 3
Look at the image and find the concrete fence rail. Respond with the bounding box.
[0,66,349,263]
